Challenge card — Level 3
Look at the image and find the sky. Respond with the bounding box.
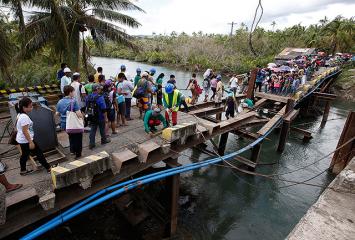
[122,0,355,35]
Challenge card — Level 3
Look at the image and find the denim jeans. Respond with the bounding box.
[89,121,106,147]
[125,98,132,119]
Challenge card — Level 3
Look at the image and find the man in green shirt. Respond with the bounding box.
[143,107,168,135]
[134,68,142,87]
[84,74,95,94]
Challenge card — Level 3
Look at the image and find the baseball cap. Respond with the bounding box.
[64,67,71,73]
[72,72,80,76]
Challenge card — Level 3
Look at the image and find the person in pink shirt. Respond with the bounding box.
[210,75,218,100]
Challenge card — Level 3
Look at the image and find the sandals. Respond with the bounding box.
[6,184,23,193]
[20,170,34,176]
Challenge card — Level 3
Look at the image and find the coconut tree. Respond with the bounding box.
[24,0,143,70]
[0,0,26,54]
[323,16,354,55]
[0,15,14,85]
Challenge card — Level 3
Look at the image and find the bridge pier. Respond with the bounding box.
[218,132,229,155]
[250,141,262,166]
[277,99,294,153]
[330,111,355,174]
[164,158,181,237]
[320,100,331,128]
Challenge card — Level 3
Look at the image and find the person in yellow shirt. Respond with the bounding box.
[94,67,103,83]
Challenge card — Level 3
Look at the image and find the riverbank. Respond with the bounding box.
[333,67,355,101]
[287,157,355,240]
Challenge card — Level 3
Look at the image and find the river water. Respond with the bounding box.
[53,57,355,239]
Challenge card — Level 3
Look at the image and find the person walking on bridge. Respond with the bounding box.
[163,83,182,126]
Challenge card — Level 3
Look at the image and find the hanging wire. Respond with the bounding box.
[248,0,263,56]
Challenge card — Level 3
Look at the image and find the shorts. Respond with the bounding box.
[108,108,115,122]
[118,102,126,115]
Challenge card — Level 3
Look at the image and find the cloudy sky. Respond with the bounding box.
[123,0,355,35]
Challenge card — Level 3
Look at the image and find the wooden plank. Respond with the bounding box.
[257,106,286,135]
[284,109,300,123]
[254,92,289,103]
[234,156,257,168]
[290,127,312,138]
[253,98,268,108]
[202,115,220,123]
[195,117,220,134]
[313,92,337,99]
[246,68,258,99]
[218,111,256,129]
[189,106,224,117]
[232,129,260,139]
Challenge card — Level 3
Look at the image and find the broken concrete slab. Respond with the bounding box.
[112,150,138,174]
[138,141,161,163]
[39,192,56,211]
[33,176,55,210]
[161,122,197,144]
[51,151,111,190]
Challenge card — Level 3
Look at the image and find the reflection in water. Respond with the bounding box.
[91,57,355,240]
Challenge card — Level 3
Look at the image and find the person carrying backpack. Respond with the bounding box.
[188,73,201,105]
[86,84,111,149]
[103,80,117,136]
[133,72,152,118]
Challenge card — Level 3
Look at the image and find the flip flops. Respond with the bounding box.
[20,170,34,176]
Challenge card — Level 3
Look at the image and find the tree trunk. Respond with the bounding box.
[14,0,26,55]
[68,25,80,71]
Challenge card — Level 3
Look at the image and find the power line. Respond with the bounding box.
[227,21,237,36]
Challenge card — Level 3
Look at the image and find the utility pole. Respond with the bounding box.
[228,22,236,36]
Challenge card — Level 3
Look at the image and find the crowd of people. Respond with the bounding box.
[0,54,325,190]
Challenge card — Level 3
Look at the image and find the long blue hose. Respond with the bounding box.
[21,69,341,240]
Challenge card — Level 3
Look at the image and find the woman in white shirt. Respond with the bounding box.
[16,97,51,175]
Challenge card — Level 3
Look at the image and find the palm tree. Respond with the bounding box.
[271,21,276,31]
[0,0,26,54]
[24,0,143,70]
[0,15,14,85]
[323,16,354,55]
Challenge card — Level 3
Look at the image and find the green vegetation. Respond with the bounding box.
[0,1,354,91]
[92,16,354,74]
[0,0,142,88]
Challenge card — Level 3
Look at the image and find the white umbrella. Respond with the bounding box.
[267,63,277,68]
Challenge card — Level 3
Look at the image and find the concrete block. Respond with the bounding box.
[161,122,197,144]
[112,150,138,174]
[33,177,55,210]
[138,141,161,163]
[0,185,6,225]
[51,151,110,189]
[79,176,93,189]
[39,192,56,210]
[338,169,355,190]
[161,144,171,154]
